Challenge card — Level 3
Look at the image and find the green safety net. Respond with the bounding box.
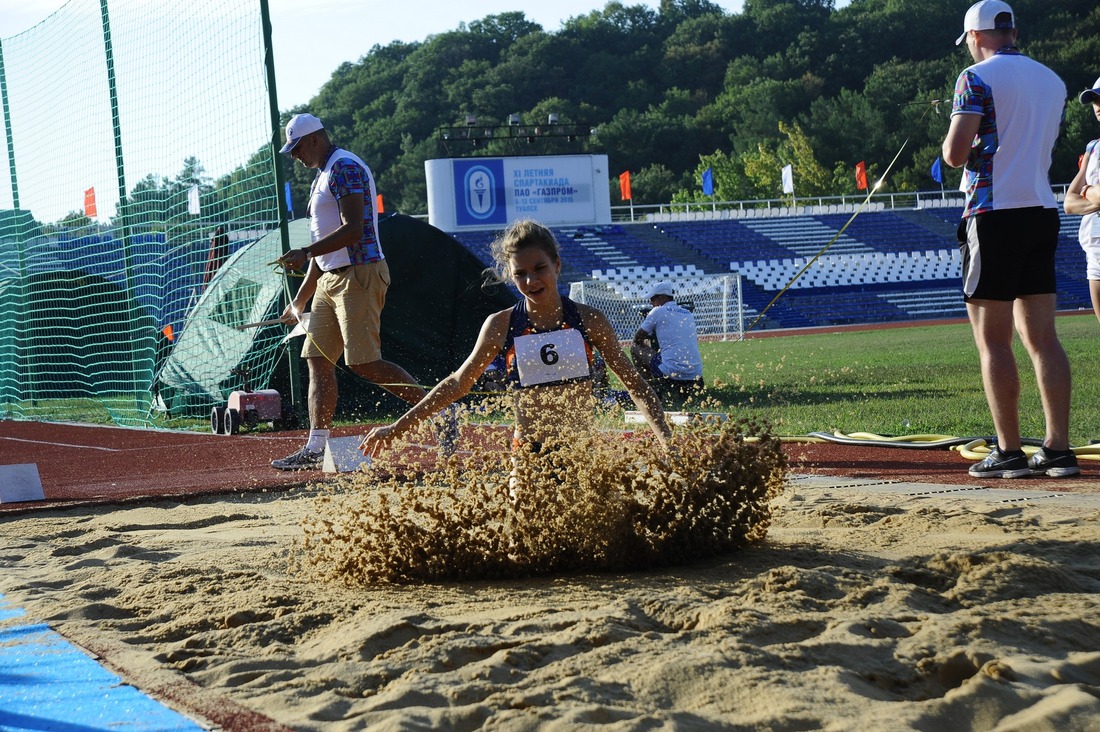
[0,0,282,427]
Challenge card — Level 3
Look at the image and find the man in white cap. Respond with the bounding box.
[271,113,454,469]
[631,281,704,406]
[1064,76,1100,325]
[942,1,1078,478]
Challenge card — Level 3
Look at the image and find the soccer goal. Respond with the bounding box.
[569,273,744,342]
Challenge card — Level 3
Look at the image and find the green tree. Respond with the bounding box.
[741,0,833,60]
[218,0,1100,214]
[738,120,831,199]
[659,13,736,93]
[55,211,92,230]
[673,149,755,204]
[632,163,684,203]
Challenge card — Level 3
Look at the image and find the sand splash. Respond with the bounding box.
[296,404,787,585]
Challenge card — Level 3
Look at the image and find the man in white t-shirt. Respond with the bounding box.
[631,281,704,406]
[271,113,455,470]
[942,0,1077,479]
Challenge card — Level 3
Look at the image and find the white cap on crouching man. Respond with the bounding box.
[646,281,675,300]
[955,0,1014,46]
[279,113,324,154]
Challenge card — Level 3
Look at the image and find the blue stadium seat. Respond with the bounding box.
[444,206,1089,329]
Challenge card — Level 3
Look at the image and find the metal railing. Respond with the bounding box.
[609,184,1074,223]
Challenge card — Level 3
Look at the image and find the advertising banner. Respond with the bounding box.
[426,155,611,230]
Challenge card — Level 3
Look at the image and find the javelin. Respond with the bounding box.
[743,138,912,334]
[743,97,949,335]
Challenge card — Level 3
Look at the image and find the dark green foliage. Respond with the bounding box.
[275,0,1097,209]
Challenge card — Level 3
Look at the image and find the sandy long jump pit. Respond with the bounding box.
[2,411,1099,730]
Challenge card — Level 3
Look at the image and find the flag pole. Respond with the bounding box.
[619,170,634,221]
[702,167,716,211]
[931,157,945,200]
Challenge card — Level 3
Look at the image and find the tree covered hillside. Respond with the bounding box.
[282,0,1100,214]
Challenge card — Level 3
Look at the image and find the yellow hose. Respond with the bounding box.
[797,430,1099,462]
[954,438,1100,462]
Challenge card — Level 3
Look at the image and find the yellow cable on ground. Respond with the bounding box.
[954,438,1100,462]
[807,430,979,449]
[833,431,962,444]
[807,431,1099,462]
[727,436,830,444]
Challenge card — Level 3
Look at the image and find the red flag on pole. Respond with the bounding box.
[619,171,632,201]
[83,187,97,218]
[855,161,868,191]
[376,193,384,213]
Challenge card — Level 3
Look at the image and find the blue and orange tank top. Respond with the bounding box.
[501,297,594,388]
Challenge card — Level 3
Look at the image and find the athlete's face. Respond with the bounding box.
[1093,100,1100,123]
[509,246,560,304]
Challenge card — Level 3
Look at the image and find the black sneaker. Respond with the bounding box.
[434,405,459,457]
[969,447,1030,479]
[1028,447,1080,477]
[271,446,324,471]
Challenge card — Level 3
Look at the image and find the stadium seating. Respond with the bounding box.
[39,229,258,338]
[445,207,1091,330]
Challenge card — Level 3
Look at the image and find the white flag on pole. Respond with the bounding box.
[781,164,794,195]
[187,185,201,216]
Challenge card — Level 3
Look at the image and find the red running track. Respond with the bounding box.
[1,420,1096,514]
[0,421,329,512]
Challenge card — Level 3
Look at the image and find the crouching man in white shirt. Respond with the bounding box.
[631,281,704,407]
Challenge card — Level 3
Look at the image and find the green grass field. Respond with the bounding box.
[697,312,1099,445]
[5,313,1096,445]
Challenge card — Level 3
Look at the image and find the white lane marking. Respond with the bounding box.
[0,436,122,452]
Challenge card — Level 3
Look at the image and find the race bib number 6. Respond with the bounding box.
[513,329,590,387]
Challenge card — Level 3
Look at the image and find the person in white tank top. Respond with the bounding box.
[1065,76,1100,324]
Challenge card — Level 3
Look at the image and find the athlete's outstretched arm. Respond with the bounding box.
[360,309,510,456]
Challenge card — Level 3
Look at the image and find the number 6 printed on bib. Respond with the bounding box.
[513,329,590,387]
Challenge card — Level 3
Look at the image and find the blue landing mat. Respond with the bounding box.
[0,597,204,732]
